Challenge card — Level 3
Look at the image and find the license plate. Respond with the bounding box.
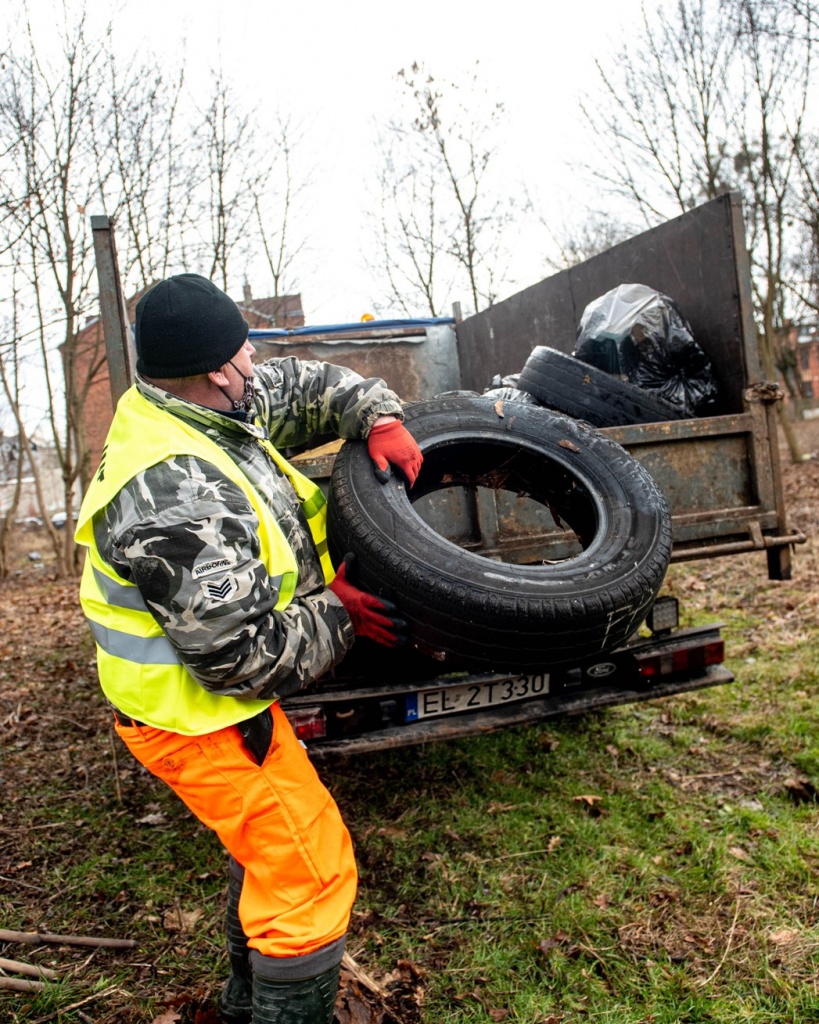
[405,672,550,722]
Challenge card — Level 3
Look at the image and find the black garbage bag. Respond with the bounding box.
[482,372,540,404]
[574,283,719,417]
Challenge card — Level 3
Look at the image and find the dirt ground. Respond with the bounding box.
[781,415,819,529]
[1,414,818,1023]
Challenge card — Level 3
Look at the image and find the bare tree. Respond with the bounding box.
[372,62,517,317]
[0,7,196,573]
[792,132,819,314]
[541,210,636,272]
[249,116,309,324]
[0,424,25,578]
[730,0,814,410]
[582,0,738,221]
[0,11,115,573]
[374,142,450,316]
[192,73,263,291]
[102,44,194,291]
[581,0,818,461]
[0,260,65,576]
[0,284,30,576]
[0,9,310,584]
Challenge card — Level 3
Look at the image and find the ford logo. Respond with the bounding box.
[587,662,617,679]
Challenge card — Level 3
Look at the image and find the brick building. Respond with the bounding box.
[239,286,305,330]
[795,321,819,401]
[77,285,305,474]
[76,290,143,483]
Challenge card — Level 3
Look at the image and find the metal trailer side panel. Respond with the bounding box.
[456,193,752,413]
[454,193,798,577]
[249,323,461,404]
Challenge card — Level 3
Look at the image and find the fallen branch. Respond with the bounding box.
[475,846,559,863]
[0,928,136,950]
[0,976,48,993]
[341,951,388,997]
[0,874,47,892]
[0,955,58,980]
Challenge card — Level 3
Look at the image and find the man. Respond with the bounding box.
[74,274,423,1024]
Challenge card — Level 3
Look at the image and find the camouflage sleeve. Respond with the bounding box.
[252,357,404,449]
[94,456,354,701]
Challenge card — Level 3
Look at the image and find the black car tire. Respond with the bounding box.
[518,345,686,427]
[327,395,672,672]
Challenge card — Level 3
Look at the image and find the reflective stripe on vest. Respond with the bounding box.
[88,620,181,665]
[74,387,335,735]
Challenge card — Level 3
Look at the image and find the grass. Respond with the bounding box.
[325,549,819,1023]
[335,711,819,1022]
[3,536,819,1021]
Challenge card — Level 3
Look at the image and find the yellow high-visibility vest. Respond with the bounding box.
[75,386,334,735]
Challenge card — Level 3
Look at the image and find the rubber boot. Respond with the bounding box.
[220,859,253,1024]
[252,963,340,1024]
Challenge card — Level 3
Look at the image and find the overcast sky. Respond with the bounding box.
[17,0,647,323]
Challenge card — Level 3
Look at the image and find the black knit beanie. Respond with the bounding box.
[134,273,249,377]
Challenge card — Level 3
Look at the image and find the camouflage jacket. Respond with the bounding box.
[93,357,403,702]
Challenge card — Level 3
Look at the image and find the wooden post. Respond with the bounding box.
[90,215,134,406]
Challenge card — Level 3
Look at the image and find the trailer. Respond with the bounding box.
[91,192,804,757]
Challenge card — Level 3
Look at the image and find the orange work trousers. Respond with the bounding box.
[115,701,357,959]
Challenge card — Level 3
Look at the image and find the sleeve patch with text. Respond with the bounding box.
[193,557,234,580]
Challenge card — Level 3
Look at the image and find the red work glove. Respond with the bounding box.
[329,556,407,647]
[367,418,423,487]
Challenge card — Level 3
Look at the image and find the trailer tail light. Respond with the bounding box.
[635,638,725,679]
[285,706,327,742]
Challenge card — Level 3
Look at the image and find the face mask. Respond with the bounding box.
[223,360,256,415]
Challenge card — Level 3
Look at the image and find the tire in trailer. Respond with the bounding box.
[327,395,672,672]
[518,345,686,427]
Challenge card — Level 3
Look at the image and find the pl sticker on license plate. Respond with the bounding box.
[405,672,549,722]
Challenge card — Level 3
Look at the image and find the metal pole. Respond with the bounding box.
[90,215,134,405]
